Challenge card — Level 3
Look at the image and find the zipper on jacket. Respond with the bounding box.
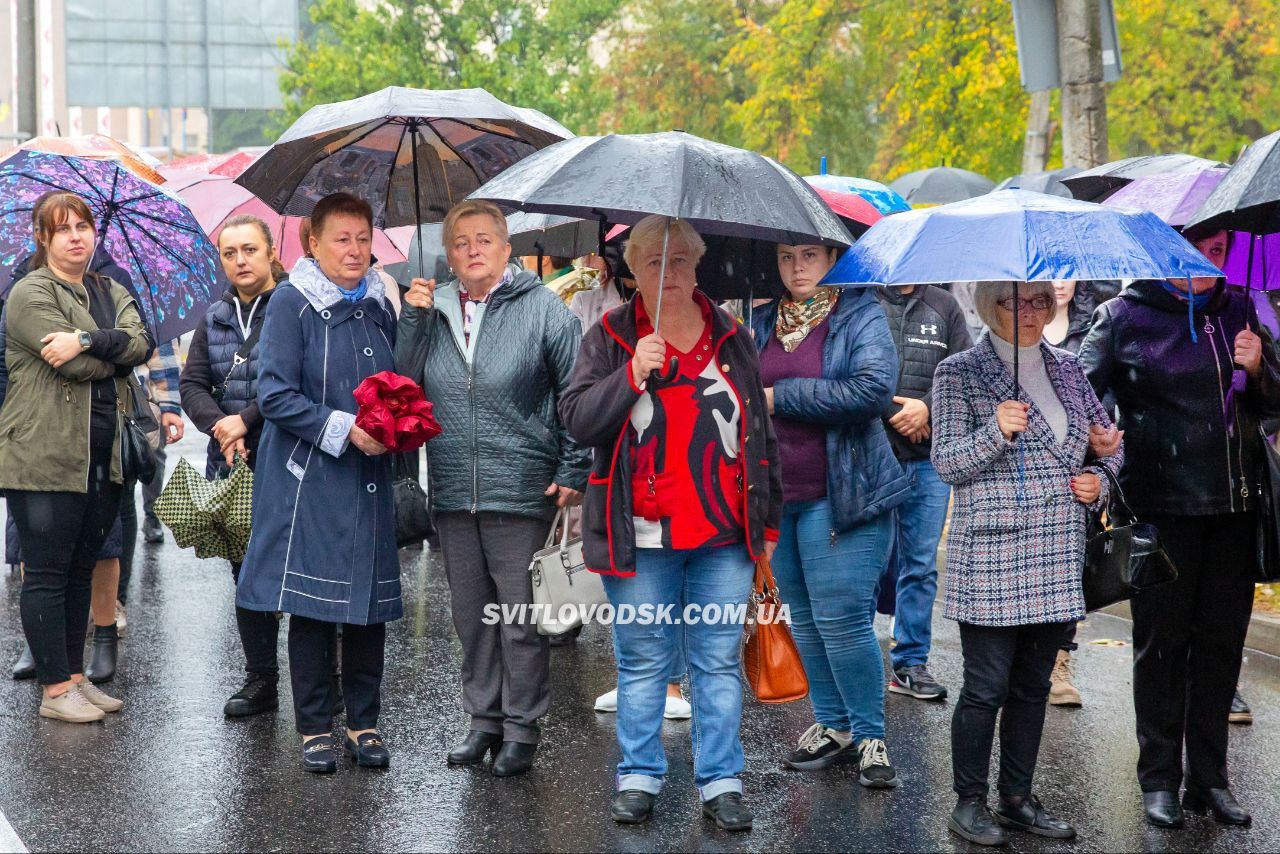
[1205,316,1240,511]
[1216,319,1250,503]
[446,308,482,514]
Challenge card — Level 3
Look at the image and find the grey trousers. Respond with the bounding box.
[142,440,167,520]
[437,511,551,744]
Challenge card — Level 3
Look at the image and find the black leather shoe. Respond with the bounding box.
[492,741,537,777]
[223,675,279,718]
[949,797,1007,847]
[995,793,1076,839]
[346,731,390,768]
[610,790,656,824]
[84,626,118,684]
[447,730,502,765]
[11,643,35,680]
[1143,791,1183,828]
[301,735,337,774]
[1183,787,1251,827]
[702,792,753,832]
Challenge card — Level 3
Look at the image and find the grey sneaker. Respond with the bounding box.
[39,685,106,723]
[784,723,853,770]
[856,738,900,789]
[77,680,124,713]
[889,664,948,700]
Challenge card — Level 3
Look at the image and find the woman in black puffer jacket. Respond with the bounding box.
[179,214,283,719]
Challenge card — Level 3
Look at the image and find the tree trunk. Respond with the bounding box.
[1022,89,1054,174]
[1057,0,1108,168]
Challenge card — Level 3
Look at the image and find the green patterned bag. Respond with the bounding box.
[153,455,254,563]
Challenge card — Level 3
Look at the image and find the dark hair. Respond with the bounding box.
[219,214,286,281]
[32,192,96,271]
[1181,223,1234,253]
[309,193,374,242]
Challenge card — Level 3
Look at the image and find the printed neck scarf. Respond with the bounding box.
[775,287,839,352]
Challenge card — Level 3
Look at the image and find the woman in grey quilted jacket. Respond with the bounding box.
[931,281,1122,847]
[396,199,589,779]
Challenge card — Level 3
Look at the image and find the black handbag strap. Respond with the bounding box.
[392,450,417,482]
[1095,465,1138,527]
[217,325,262,392]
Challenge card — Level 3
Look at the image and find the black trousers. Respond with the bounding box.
[1132,512,1255,792]
[288,615,385,735]
[10,442,123,685]
[952,621,1071,798]
[231,562,279,680]
[115,480,137,605]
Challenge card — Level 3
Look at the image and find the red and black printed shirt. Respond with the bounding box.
[628,294,745,549]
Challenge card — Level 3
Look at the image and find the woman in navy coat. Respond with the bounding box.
[237,193,399,774]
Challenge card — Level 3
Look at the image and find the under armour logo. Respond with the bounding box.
[920,323,939,335]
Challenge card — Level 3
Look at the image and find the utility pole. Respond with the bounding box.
[15,0,37,141]
[1057,0,1108,168]
[1022,89,1054,174]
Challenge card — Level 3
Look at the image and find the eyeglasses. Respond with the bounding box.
[996,295,1055,312]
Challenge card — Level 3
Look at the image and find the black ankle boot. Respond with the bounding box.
[1143,791,1183,828]
[949,796,1007,847]
[1183,787,1251,827]
[492,741,537,777]
[11,642,35,680]
[85,624,118,684]
[224,674,279,717]
[447,730,502,765]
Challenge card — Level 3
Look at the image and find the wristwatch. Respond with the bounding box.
[77,330,92,351]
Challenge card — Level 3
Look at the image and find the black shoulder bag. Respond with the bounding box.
[1255,425,1280,581]
[393,451,434,548]
[212,325,262,403]
[1083,467,1178,611]
[119,375,160,485]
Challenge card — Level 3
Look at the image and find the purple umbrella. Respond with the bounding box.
[0,150,218,340]
[1104,168,1280,290]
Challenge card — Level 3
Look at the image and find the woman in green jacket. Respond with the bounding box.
[0,192,151,723]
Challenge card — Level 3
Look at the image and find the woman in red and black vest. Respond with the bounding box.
[560,215,781,832]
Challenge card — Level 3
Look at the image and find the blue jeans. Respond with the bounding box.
[884,459,951,670]
[772,498,893,740]
[601,545,754,801]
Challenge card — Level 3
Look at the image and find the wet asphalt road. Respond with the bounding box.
[2,431,1280,852]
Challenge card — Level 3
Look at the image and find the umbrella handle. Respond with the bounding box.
[648,218,677,388]
[649,357,679,386]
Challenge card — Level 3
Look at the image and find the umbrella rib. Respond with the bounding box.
[441,117,526,143]
[114,204,203,237]
[114,208,211,278]
[274,120,391,215]
[107,219,163,330]
[386,120,411,228]
[422,120,476,211]
[59,155,115,207]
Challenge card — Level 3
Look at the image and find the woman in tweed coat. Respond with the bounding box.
[931,281,1123,847]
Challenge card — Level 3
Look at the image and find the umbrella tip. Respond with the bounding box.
[820,155,828,175]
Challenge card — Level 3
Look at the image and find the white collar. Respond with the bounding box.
[288,257,385,312]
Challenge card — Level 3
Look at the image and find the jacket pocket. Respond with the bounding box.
[285,439,311,482]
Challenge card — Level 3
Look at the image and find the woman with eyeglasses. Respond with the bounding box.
[932,280,1122,847]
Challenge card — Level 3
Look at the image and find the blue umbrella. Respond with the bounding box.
[822,189,1224,496]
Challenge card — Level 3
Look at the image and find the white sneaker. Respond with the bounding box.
[115,600,127,636]
[594,688,618,712]
[39,685,106,723]
[77,679,124,713]
[664,693,692,720]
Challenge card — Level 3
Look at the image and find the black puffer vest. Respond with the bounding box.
[203,288,271,473]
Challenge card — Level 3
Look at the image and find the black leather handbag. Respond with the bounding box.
[1083,467,1178,611]
[119,376,158,483]
[1256,426,1280,582]
[392,451,433,548]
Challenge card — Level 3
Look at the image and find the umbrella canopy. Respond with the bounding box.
[470,130,852,247]
[0,151,218,340]
[161,168,411,269]
[994,167,1082,198]
[1186,129,1280,235]
[507,212,601,258]
[1103,167,1280,290]
[4,134,166,185]
[1062,153,1227,202]
[822,189,1222,287]
[167,149,264,178]
[236,86,573,229]
[804,174,911,214]
[889,166,995,206]
[153,457,253,563]
[811,188,883,237]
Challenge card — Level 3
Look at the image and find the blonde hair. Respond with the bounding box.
[443,200,509,246]
[974,280,1058,330]
[623,215,706,272]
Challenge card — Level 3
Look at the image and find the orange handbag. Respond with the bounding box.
[742,555,809,703]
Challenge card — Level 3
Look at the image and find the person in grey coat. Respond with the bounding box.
[931,280,1123,847]
[236,193,400,774]
[396,199,590,778]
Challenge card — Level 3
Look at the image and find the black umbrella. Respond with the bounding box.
[507,212,600,259]
[889,166,995,205]
[236,86,572,275]
[470,131,851,355]
[1186,129,1280,235]
[1061,153,1227,202]
[994,167,1082,198]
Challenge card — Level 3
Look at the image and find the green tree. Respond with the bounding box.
[278,0,622,133]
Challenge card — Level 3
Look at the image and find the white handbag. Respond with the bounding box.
[529,507,608,636]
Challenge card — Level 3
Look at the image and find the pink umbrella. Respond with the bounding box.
[160,168,412,268]
[167,149,264,178]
